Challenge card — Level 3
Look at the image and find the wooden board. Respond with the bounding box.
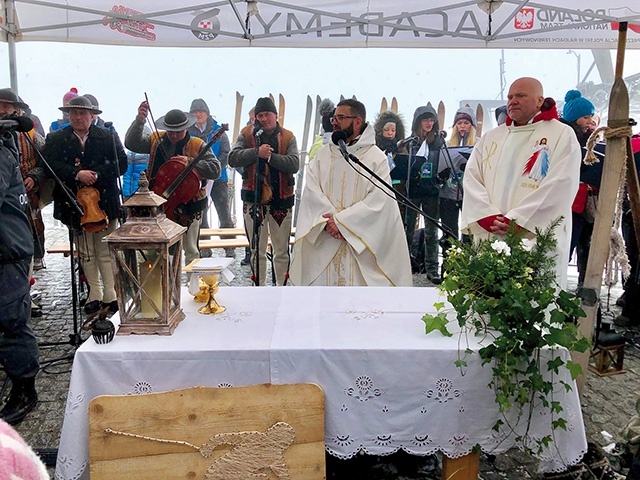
[442,451,480,480]
[89,384,325,480]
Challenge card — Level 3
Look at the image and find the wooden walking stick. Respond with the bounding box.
[575,22,631,393]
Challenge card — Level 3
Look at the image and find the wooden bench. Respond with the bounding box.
[47,242,74,257]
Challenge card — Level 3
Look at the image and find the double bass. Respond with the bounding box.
[152,124,229,224]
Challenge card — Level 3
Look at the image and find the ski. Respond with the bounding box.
[476,103,484,137]
[229,91,244,223]
[391,97,398,113]
[279,93,285,126]
[293,95,314,227]
[380,97,388,113]
[438,101,446,129]
[313,95,322,136]
[232,91,244,142]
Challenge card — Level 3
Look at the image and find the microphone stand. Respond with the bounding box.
[338,148,456,239]
[23,133,85,358]
[251,126,262,286]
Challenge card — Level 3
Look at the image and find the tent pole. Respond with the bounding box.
[6,0,18,93]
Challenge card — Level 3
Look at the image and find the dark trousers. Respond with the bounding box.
[0,260,39,380]
[405,195,439,276]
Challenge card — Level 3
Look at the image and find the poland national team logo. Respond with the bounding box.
[191,8,220,41]
[514,8,534,30]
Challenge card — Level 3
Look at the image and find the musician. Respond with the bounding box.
[44,95,128,315]
[125,103,221,266]
[0,89,46,270]
[229,97,299,286]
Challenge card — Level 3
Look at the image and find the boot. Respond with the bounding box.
[0,376,38,425]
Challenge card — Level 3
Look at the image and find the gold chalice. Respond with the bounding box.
[198,273,226,315]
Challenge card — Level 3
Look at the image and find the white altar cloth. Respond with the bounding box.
[55,287,586,480]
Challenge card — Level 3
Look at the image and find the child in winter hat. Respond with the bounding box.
[62,87,78,107]
[562,90,595,124]
[0,419,49,479]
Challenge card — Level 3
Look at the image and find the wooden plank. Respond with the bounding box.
[199,227,246,237]
[576,77,630,393]
[47,242,71,256]
[200,227,295,238]
[89,384,325,480]
[441,451,480,480]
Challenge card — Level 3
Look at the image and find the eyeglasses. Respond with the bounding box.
[330,115,357,123]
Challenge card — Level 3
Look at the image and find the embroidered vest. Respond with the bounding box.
[240,125,295,208]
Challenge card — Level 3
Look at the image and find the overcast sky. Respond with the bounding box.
[1,43,639,142]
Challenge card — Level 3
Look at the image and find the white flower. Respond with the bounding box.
[521,239,536,252]
[491,240,511,256]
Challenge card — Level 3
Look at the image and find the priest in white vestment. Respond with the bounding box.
[290,99,412,286]
[460,77,581,288]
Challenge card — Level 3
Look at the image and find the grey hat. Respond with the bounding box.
[0,89,29,110]
[155,109,197,132]
[59,95,102,114]
[189,98,210,115]
[84,94,99,110]
[452,106,476,127]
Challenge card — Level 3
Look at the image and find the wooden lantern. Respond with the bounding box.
[105,173,187,335]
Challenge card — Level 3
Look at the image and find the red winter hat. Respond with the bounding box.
[62,87,79,106]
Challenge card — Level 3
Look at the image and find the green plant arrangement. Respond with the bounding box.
[422,218,590,454]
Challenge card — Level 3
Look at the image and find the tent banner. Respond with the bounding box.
[5,0,640,49]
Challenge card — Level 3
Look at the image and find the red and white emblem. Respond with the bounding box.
[514,8,534,30]
[198,20,212,30]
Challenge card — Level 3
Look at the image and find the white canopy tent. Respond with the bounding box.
[1,1,638,92]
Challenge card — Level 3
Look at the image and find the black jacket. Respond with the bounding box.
[44,124,128,228]
[0,132,34,263]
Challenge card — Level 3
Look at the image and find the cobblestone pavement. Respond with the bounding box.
[5,205,638,479]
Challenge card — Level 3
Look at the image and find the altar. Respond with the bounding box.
[55,286,587,479]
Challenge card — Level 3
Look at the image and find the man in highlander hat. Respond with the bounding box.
[44,95,128,315]
[125,101,221,265]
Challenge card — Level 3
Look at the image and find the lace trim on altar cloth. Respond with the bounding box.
[325,443,588,474]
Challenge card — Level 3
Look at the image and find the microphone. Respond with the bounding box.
[331,130,349,160]
[396,136,419,149]
[254,120,263,137]
[0,115,34,133]
[438,130,448,138]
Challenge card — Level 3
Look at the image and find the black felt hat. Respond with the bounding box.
[0,89,29,110]
[155,109,197,131]
[59,95,102,114]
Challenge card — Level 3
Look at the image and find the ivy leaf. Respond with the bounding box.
[422,312,452,337]
[565,360,583,380]
[552,418,568,431]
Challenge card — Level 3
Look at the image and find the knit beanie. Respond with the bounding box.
[452,106,476,127]
[62,87,78,106]
[0,419,49,479]
[254,97,277,115]
[189,98,210,115]
[562,90,595,123]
